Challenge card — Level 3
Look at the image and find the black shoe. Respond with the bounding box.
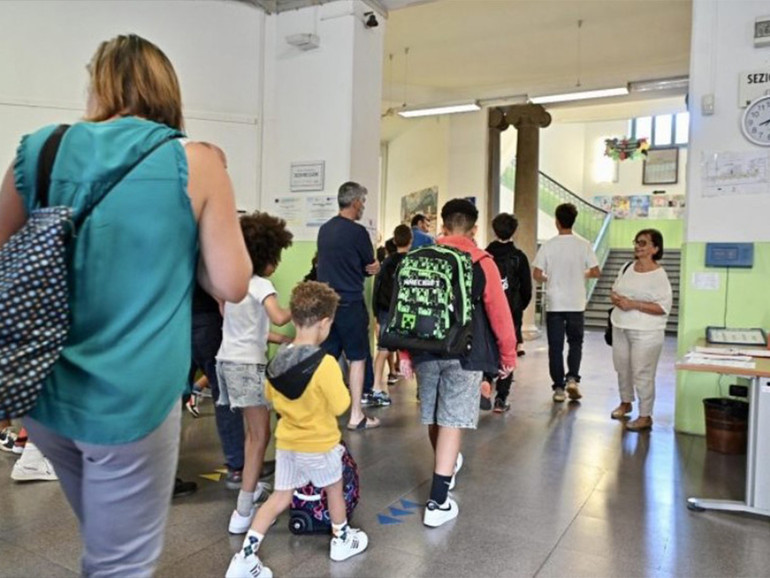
[493,398,511,413]
[173,477,198,498]
[479,395,492,411]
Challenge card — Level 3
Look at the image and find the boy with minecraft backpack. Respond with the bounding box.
[484,212,532,412]
[226,281,368,578]
[388,198,517,527]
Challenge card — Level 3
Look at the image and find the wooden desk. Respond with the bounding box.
[676,342,770,517]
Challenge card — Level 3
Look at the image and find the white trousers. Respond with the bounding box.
[611,327,665,417]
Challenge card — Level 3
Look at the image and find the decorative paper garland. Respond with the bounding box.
[604,137,650,161]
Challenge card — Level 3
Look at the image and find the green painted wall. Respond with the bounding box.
[608,219,683,250]
[675,242,770,434]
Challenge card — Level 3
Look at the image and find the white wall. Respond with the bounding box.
[382,115,449,239]
[685,0,770,242]
[0,0,264,209]
[261,0,384,240]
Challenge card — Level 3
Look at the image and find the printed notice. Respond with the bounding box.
[701,151,769,197]
[305,195,337,227]
[272,197,304,228]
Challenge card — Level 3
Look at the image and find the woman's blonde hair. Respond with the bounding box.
[85,34,184,130]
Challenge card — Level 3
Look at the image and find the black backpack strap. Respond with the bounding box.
[36,124,71,208]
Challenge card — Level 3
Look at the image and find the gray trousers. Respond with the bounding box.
[24,404,181,578]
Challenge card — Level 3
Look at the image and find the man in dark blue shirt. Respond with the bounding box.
[317,181,381,430]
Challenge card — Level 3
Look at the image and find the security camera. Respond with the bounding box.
[364,12,378,28]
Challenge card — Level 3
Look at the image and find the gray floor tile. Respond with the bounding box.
[0,538,78,578]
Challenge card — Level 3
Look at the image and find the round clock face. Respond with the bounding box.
[742,95,770,146]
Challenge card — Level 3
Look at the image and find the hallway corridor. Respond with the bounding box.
[1,331,768,577]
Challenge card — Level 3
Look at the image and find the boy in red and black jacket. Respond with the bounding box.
[401,198,517,528]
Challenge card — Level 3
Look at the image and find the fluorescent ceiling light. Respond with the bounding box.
[628,76,689,93]
[530,87,629,105]
[398,101,480,118]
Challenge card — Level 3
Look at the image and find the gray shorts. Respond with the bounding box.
[274,444,344,491]
[215,361,268,409]
[415,358,482,428]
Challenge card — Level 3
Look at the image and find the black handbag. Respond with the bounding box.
[604,261,633,347]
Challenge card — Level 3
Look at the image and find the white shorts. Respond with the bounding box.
[274,444,344,491]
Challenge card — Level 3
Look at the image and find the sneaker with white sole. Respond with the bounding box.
[254,481,272,504]
[566,378,582,401]
[229,506,256,534]
[371,391,392,407]
[423,498,459,527]
[552,387,566,403]
[448,452,463,491]
[330,528,369,561]
[11,444,58,482]
[225,551,272,578]
[0,428,16,453]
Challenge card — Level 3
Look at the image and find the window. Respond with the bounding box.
[631,112,689,146]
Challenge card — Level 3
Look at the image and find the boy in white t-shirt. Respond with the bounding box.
[216,212,294,534]
[533,203,600,403]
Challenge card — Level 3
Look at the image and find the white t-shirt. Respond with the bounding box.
[216,276,276,364]
[533,234,599,312]
[610,263,673,331]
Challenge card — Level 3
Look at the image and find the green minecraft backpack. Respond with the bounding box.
[379,244,474,355]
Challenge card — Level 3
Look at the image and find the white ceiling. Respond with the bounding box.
[382,0,692,121]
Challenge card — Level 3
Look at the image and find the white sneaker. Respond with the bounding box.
[423,498,459,528]
[330,528,369,561]
[566,378,582,400]
[229,506,257,534]
[552,387,566,403]
[11,443,58,482]
[448,452,463,491]
[225,551,272,578]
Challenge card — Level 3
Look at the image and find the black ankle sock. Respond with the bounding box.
[429,473,452,504]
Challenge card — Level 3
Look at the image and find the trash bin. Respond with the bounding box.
[703,398,749,455]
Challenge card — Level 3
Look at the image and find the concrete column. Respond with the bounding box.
[502,104,551,338]
[486,108,510,226]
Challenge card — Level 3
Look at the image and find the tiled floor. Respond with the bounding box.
[2,330,769,577]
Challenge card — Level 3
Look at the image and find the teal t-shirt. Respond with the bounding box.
[14,117,197,444]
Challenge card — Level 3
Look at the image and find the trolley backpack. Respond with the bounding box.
[0,125,177,420]
[288,442,360,534]
[379,244,474,355]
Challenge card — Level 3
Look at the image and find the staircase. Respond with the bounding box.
[585,249,681,334]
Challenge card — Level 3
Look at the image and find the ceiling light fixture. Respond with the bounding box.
[398,101,481,118]
[628,76,689,93]
[529,87,629,105]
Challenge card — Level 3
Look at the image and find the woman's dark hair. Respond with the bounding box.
[240,212,293,276]
[491,212,518,240]
[636,228,664,261]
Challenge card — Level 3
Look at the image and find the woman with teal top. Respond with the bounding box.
[0,35,251,576]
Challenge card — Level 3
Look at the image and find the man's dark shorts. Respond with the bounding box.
[322,300,371,361]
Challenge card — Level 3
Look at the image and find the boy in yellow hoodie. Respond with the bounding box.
[226,281,368,578]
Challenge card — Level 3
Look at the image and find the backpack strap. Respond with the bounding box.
[36,124,71,208]
[621,261,633,274]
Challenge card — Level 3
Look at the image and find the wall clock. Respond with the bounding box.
[741,94,770,145]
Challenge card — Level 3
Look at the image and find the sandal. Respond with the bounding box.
[626,416,653,431]
[346,415,380,431]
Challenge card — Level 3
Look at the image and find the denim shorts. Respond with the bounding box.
[215,361,268,409]
[376,310,391,352]
[415,358,482,428]
[274,444,344,491]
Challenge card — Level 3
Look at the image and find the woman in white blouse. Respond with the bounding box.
[609,229,673,431]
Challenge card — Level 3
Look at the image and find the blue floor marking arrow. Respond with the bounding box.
[389,507,413,517]
[377,514,402,525]
[400,499,422,510]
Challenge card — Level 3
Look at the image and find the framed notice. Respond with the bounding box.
[290,161,325,192]
[643,147,679,185]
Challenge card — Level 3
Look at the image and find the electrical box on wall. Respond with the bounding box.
[705,243,754,268]
[755,16,770,48]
